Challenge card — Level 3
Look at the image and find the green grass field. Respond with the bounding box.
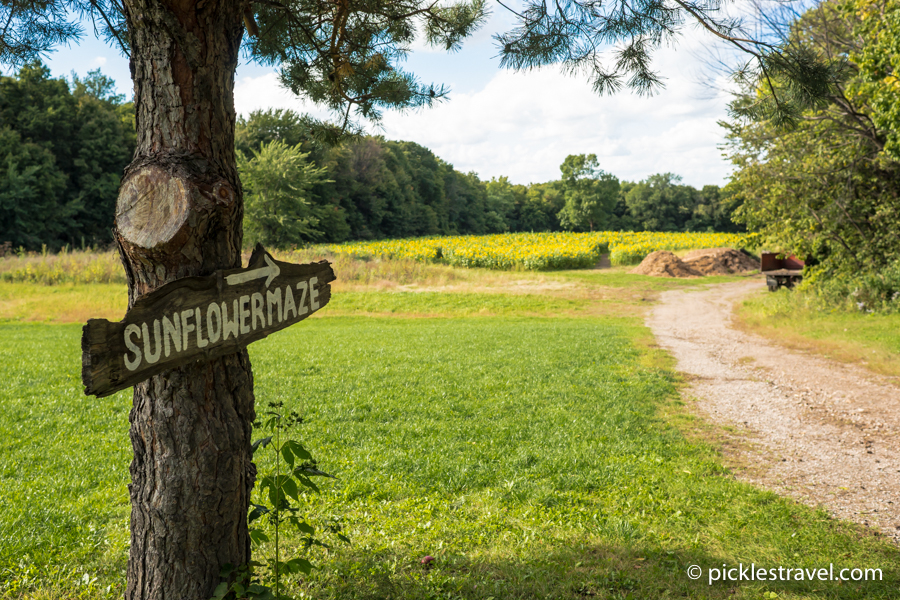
[1,270,898,599]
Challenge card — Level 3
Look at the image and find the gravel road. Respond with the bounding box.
[648,278,900,544]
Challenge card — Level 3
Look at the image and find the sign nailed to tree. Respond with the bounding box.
[82,245,335,397]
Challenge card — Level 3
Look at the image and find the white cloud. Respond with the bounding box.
[234,72,331,121]
[92,56,108,67]
[379,56,734,186]
[233,35,738,188]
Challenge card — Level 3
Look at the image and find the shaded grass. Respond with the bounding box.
[736,289,900,377]
[4,316,897,599]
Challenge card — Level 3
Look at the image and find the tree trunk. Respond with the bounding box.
[115,2,253,598]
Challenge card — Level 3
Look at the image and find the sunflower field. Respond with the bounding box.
[315,231,744,271]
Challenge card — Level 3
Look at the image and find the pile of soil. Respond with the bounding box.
[684,248,758,275]
[629,251,702,278]
[682,246,732,260]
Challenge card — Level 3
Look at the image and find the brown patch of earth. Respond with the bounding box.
[682,246,739,260]
[683,248,758,276]
[648,278,900,544]
[593,254,612,269]
[631,248,758,278]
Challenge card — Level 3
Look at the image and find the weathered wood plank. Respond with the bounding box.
[82,245,335,397]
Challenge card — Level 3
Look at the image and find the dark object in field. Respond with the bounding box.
[760,252,805,291]
[82,245,334,397]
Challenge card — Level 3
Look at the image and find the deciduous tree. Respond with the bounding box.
[625,172,693,232]
[0,63,134,248]
[239,139,330,247]
[557,154,619,232]
[726,0,900,273]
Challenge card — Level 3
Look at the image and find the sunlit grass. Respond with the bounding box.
[0,249,124,285]
[0,284,128,323]
[736,288,900,377]
[0,265,750,324]
[0,323,131,599]
[2,247,896,599]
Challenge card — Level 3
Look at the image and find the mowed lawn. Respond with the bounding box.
[1,287,898,599]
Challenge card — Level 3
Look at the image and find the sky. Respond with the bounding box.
[33,3,743,188]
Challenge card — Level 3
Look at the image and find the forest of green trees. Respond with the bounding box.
[1,62,742,251]
[0,63,135,249]
[7,0,895,305]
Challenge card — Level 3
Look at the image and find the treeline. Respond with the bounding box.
[237,109,743,247]
[0,63,135,249]
[1,63,742,251]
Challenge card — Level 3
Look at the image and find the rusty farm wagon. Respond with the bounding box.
[760,252,805,291]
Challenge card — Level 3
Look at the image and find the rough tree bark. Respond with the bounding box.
[114,1,253,598]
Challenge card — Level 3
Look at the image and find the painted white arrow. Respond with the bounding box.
[225,254,280,288]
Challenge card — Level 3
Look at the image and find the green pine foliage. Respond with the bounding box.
[245,0,488,131]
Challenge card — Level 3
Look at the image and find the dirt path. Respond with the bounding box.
[648,278,900,544]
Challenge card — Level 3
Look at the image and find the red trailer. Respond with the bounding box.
[760,252,805,291]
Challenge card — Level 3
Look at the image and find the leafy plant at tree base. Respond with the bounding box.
[211,401,348,600]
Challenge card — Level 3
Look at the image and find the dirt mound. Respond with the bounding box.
[630,251,702,278]
[684,248,758,275]
[683,247,733,260]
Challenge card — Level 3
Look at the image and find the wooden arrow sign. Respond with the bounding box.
[82,245,335,397]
